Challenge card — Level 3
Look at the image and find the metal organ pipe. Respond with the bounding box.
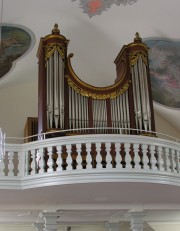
[131,54,151,132]
[142,58,151,131]
[46,55,53,130]
[54,49,59,128]
[46,47,65,131]
[138,56,147,130]
[59,53,64,129]
[68,87,89,133]
[125,90,130,133]
[132,61,142,132]
[110,91,130,134]
[92,99,107,133]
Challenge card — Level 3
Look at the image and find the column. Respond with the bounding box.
[106,222,120,231]
[40,212,61,231]
[33,222,44,231]
[129,212,145,231]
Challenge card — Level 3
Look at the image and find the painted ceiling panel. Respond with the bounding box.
[146,39,180,109]
[0,24,34,78]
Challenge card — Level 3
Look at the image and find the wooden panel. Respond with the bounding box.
[24,117,38,143]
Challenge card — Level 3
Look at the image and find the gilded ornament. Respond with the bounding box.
[129,50,147,66]
[66,76,130,100]
[45,43,65,62]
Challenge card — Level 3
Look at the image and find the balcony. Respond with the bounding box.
[1,129,180,190]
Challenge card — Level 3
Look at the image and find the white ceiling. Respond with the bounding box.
[0,0,180,229]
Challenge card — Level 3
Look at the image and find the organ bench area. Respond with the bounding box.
[24,24,156,142]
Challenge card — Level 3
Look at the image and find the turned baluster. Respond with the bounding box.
[56,145,63,172]
[66,144,72,171]
[124,142,132,169]
[76,143,82,170]
[105,142,112,169]
[47,146,53,173]
[115,142,121,168]
[38,148,45,174]
[96,143,102,169]
[149,145,156,170]
[133,143,141,170]
[8,151,14,176]
[86,143,92,169]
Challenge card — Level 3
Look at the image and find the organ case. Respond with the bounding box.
[37,25,155,136]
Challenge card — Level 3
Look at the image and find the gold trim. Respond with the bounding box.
[43,34,69,44]
[66,76,130,99]
[45,43,65,61]
[67,53,127,91]
[129,50,148,66]
[127,42,149,51]
[140,132,157,137]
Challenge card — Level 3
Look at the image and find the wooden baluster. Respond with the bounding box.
[38,148,45,174]
[31,149,37,175]
[47,147,53,173]
[76,143,82,170]
[124,142,132,169]
[115,142,121,168]
[56,145,63,172]
[156,146,163,171]
[149,145,156,170]
[105,142,112,169]
[8,151,14,176]
[96,143,102,169]
[66,144,72,170]
[86,143,92,169]
[133,143,141,170]
[141,144,149,170]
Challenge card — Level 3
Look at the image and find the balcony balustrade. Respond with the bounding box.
[1,129,180,189]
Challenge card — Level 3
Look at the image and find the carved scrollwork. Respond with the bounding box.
[129,51,147,66]
[45,43,65,61]
[66,76,130,99]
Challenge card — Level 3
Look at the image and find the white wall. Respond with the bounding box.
[155,112,180,140]
[0,80,38,141]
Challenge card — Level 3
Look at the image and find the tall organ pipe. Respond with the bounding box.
[131,54,152,132]
[46,55,53,129]
[59,53,64,129]
[54,49,59,128]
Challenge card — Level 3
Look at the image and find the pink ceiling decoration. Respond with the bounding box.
[72,0,138,17]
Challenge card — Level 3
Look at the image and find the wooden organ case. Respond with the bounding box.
[37,24,155,137]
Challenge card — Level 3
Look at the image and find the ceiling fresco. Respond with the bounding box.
[71,0,138,17]
[145,39,180,109]
[0,24,34,79]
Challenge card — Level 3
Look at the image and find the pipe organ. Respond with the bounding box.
[37,25,155,137]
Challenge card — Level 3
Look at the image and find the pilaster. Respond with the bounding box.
[33,222,44,231]
[39,212,61,231]
[106,222,121,231]
[129,212,146,231]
